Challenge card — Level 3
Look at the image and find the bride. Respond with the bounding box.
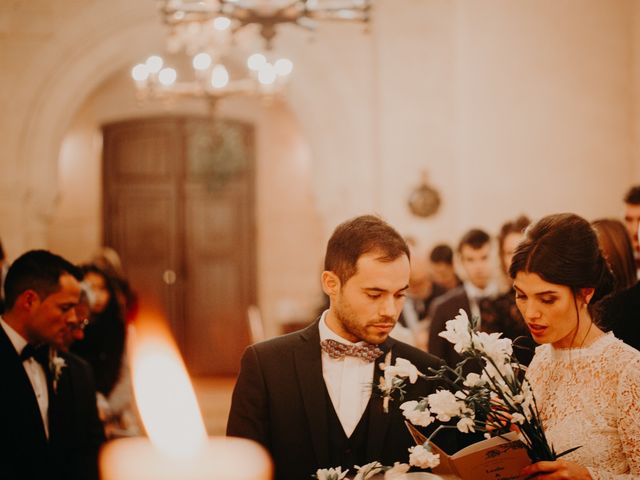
[509,213,639,479]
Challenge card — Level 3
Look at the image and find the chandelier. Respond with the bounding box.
[131,51,293,107]
[159,0,372,49]
[132,0,371,107]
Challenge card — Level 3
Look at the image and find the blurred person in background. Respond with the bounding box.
[428,228,498,367]
[428,243,461,291]
[0,237,7,314]
[623,185,640,277]
[71,263,139,437]
[91,247,138,323]
[397,238,449,350]
[593,218,640,351]
[480,215,535,365]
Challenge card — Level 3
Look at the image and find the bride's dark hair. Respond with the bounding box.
[508,213,614,321]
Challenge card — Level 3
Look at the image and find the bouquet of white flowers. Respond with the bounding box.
[378,309,579,469]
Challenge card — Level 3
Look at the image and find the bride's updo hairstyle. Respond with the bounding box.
[508,213,614,320]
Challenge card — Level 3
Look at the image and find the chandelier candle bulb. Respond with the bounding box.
[100,310,272,480]
[145,55,164,74]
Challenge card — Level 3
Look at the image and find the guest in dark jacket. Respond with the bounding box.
[481,216,535,365]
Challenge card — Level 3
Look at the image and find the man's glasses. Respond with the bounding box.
[67,318,90,332]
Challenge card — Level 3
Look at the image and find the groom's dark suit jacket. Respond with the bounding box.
[0,326,105,480]
[227,320,457,480]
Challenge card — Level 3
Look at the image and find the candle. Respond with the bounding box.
[100,310,272,480]
[101,436,271,480]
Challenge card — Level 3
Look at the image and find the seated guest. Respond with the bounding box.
[227,215,458,480]
[592,218,640,351]
[512,214,640,478]
[0,250,104,480]
[428,229,499,367]
[480,215,535,365]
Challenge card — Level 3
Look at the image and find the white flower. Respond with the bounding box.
[400,400,434,427]
[385,358,419,384]
[463,372,486,388]
[438,309,473,353]
[456,416,476,433]
[408,444,440,469]
[482,361,513,386]
[49,350,66,393]
[315,467,349,480]
[384,462,410,479]
[354,461,385,480]
[473,331,513,366]
[427,389,464,422]
[510,412,526,425]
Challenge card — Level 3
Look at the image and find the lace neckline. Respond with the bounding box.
[547,331,616,360]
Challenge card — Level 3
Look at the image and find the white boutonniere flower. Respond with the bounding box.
[48,349,66,393]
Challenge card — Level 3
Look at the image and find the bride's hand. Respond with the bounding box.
[521,459,592,479]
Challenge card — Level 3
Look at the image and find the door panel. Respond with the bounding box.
[183,182,252,374]
[103,116,255,375]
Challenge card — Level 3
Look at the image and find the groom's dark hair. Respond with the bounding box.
[3,250,81,310]
[324,215,409,285]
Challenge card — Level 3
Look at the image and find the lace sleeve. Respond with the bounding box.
[587,356,640,480]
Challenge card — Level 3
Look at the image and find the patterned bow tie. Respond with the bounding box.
[320,339,383,362]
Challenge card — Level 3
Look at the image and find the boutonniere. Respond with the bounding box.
[48,348,66,393]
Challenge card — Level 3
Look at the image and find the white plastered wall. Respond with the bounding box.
[1,0,639,331]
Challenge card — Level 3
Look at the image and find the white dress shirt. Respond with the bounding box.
[0,317,49,438]
[319,310,374,437]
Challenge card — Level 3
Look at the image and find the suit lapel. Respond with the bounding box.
[0,325,49,444]
[294,321,330,467]
[366,337,394,460]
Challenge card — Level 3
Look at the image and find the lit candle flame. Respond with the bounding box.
[129,310,207,459]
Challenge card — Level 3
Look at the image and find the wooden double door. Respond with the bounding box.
[103,116,255,376]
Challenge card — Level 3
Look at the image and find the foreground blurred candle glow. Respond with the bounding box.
[100,309,271,480]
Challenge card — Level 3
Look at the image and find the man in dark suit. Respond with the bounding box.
[0,250,105,480]
[428,229,498,368]
[227,215,454,480]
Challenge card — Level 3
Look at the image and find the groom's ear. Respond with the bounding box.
[321,271,340,296]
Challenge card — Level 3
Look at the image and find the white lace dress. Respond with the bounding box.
[526,333,640,479]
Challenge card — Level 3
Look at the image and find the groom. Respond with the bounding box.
[227,215,454,480]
